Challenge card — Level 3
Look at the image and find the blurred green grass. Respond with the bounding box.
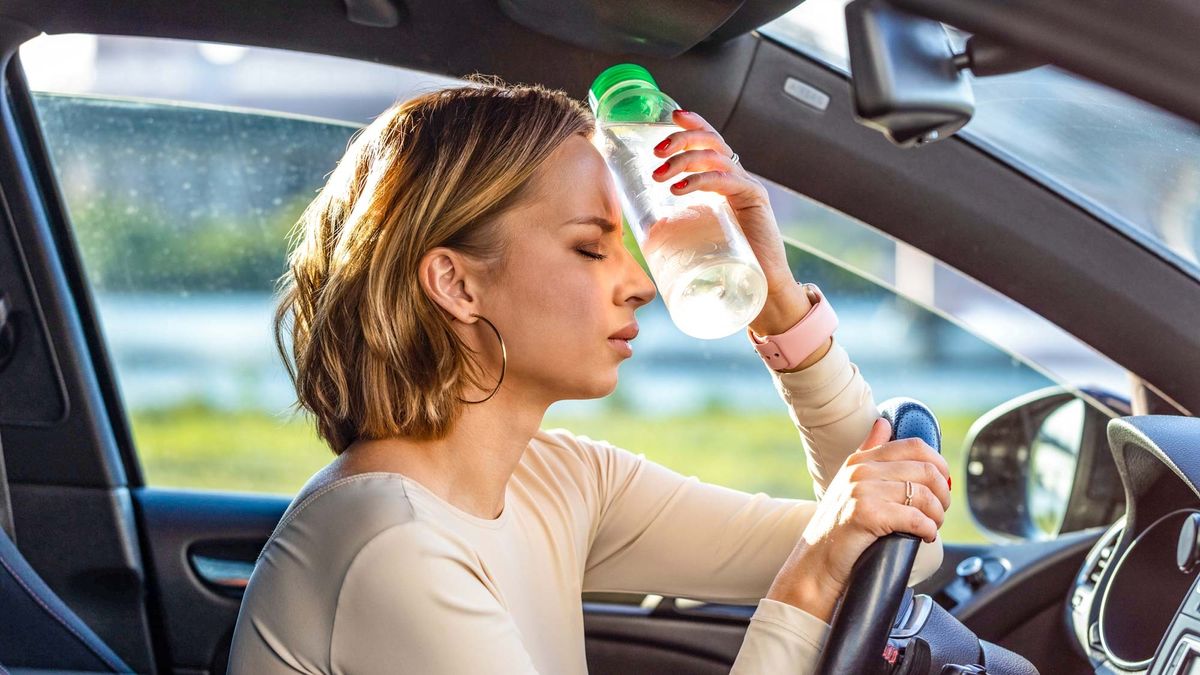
[132,404,987,543]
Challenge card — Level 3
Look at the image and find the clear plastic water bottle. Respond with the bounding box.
[588,63,768,340]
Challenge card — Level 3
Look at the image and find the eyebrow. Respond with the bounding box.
[561,215,619,234]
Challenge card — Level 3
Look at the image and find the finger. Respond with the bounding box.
[670,108,717,133]
[857,417,892,453]
[668,170,768,211]
[887,462,951,511]
[878,502,940,543]
[848,461,951,511]
[653,127,733,160]
[651,148,735,183]
[852,437,950,482]
[894,480,946,528]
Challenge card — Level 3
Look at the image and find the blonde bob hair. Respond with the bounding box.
[274,75,594,454]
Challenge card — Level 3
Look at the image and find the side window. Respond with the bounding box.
[29,94,353,492]
[21,35,1129,545]
[20,35,459,493]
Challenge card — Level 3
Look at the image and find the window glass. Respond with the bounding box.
[761,0,1200,279]
[21,34,459,493]
[22,34,1130,544]
[1030,399,1086,536]
[29,93,355,492]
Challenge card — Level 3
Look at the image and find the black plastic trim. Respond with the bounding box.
[3,56,144,487]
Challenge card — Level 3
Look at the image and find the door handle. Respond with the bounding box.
[189,553,255,594]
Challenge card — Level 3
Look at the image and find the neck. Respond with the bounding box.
[336,384,548,520]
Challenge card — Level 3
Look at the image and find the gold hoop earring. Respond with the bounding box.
[458,313,506,405]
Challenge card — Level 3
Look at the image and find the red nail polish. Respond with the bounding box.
[948,476,952,491]
[654,138,671,153]
[653,161,670,177]
[676,109,691,115]
[672,179,688,190]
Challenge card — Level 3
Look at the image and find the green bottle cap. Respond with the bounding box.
[588,63,667,122]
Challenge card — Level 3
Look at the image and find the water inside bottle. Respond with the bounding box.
[599,122,767,339]
[642,206,769,339]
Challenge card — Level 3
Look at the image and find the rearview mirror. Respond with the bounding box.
[845,0,974,147]
[844,0,1046,148]
[964,385,1128,540]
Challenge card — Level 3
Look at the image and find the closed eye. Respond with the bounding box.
[577,247,608,261]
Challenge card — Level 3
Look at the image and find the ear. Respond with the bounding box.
[419,247,481,323]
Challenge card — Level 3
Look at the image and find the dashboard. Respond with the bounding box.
[1069,417,1200,674]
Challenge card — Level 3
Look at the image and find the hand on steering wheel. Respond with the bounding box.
[766,414,951,623]
[819,399,949,674]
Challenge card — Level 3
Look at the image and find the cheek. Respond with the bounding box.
[499,254,607,343]
[512,241,600,299]
[536,270,602,325]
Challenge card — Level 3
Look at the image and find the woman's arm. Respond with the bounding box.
[768,333,884,502]
[580,336,941,600]
[576,336,944,671]
[751,281,897,502]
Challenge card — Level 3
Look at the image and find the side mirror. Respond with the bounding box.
[964,385,1129,541]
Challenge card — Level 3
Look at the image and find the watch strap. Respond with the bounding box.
[747,283,838,371]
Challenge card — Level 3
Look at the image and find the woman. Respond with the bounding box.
[227,77,950,674]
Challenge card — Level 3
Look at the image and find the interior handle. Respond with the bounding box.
[189,553,255,592]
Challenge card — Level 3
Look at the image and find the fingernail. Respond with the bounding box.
[672,179,688,190]
[653,161,670,177]
[948,476,952,491]
[676,109,691,115]
[654,138,671,153]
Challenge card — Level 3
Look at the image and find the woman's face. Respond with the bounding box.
[483,134,657,405]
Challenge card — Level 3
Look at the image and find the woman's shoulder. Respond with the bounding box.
[528,426,647,485]
[259,472,423,562]
[231,474,477,673]
[531,426,613,468]
[246,473,482,611]
[532,426,628,457]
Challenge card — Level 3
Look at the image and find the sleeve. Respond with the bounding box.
[767,335,880,502]
[729,599,831,675]
[329,521,540,674]
[580,335,943,673]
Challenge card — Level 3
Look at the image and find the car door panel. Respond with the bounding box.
[133,489,288,673]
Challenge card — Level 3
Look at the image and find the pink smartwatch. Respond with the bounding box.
[747,282,838,371]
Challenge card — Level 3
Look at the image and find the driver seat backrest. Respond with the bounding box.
[0,524,132,673]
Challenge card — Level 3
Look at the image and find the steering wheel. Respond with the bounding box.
[814,397,942,675]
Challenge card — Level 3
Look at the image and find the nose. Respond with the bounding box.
[619,245,657,308]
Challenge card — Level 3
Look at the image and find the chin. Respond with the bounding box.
[589,376,620,400]
[545,351,624,400]
[561,371,620,401]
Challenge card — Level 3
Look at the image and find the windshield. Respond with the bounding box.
[761,0,1200,280]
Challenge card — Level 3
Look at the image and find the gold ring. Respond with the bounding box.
[904,480,914,507]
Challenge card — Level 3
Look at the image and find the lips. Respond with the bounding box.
[608,323,639,341]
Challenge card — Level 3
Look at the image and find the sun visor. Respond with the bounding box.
[497,0,799,57]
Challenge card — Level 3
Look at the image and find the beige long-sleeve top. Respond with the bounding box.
[227,336,943,674]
